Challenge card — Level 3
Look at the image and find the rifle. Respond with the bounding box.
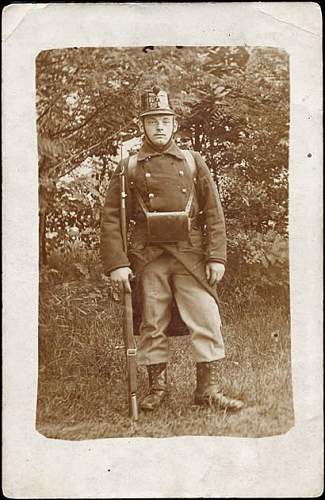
[119,162,138,420]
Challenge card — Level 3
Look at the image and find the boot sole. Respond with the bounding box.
[194,395,244,411]
[140,394,167,412]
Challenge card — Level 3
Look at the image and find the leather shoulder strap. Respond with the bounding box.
[127,153,138,182]
[181,149,197,177]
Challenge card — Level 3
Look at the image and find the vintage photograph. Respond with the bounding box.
[36,46,293,440]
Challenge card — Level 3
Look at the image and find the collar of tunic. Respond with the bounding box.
[137,140,185,161]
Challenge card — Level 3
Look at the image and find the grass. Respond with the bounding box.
[37,277,294,440]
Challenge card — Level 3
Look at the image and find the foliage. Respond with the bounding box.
[36,46,289,294]
[219,229,289,319]
[44,164,109,255]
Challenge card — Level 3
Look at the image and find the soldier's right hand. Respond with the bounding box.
[110,267,134,293]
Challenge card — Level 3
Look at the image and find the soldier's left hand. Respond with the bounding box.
[205,262,225,286]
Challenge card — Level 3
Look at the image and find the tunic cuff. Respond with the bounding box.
[104,262,131,275]
[206,258,226,266]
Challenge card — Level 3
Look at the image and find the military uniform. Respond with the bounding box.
[101,88,243,412]
[101,139,226,362]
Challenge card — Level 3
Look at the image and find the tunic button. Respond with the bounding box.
[145,172,151,178]
[179,170,184,176]
[148,193,155,199]
[182,188,187,193]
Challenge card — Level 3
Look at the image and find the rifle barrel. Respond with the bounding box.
[120,166,138,421]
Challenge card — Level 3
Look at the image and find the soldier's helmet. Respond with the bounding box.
[139,86,175,118]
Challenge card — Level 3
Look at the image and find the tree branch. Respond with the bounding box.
[37,66,80,124]
[51,106,102,139]
[53,117,137,180]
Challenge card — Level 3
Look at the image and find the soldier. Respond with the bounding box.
[101,87,244,412]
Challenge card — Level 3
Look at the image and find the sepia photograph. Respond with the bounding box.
[3,3,322,498]
[36,45,293,440]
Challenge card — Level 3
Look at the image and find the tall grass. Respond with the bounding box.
[37,265,293,440]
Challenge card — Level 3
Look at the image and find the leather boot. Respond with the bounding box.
[194,361,244,411]
[140,363,168,411]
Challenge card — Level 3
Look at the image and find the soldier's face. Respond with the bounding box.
[143,115,177,146]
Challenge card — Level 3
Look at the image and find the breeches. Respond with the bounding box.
[136,252,225,365]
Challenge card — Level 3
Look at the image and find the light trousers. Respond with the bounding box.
[136,252,225,365]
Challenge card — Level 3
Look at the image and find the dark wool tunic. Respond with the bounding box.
[100,140,227,303]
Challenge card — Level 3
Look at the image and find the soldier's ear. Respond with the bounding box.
[173,118,178,134]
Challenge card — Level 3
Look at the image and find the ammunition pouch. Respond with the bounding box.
[134,187,194,244]
[147,211,191,243]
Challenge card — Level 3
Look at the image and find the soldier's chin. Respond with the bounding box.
[152,137,168,146]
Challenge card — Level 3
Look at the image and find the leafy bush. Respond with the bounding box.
[218,229,289,320]
[40,240,102,285]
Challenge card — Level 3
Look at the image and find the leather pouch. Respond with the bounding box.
[134,186,195,243]
[147,211,191,243]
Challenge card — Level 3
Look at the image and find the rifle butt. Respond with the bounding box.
[129,394,139,420]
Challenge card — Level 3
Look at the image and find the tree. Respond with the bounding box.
[37,48,141,261]
[37,46,289,294]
